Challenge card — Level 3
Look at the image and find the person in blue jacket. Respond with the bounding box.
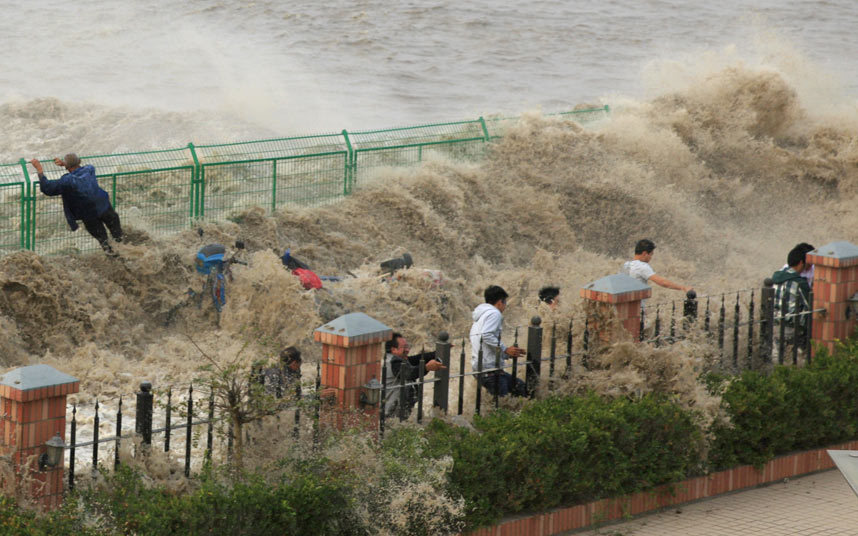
[29,154,123,253]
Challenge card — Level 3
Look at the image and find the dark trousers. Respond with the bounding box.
[479,371,527,397]
[82,207,123,251]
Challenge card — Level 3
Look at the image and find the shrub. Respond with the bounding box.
[424,393,701,528]
[0,495,98,536]
[79,463,361,536]
[709,339,858,469]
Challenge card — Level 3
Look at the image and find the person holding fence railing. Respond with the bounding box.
[622,239,693,293]
[29,154,123,254]
[383,333,446,418]
[780,242,815,288]
[772,246,812,348]
[258,346,303,399]
[470,285,527,397]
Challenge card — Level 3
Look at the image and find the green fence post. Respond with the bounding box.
[271,159,277,213]
[479,117,490,141]
[604,104,610,114]
[18,159,30,250]
[111,175,117,207]
[187,143,201,220]
[341,130,354,195]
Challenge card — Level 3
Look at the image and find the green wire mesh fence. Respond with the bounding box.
[0,162,27,254]
[8,106,609,255]
[346,119,490,189]
[193,133,349,222]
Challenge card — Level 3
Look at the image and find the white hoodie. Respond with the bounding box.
[470,303,507,371]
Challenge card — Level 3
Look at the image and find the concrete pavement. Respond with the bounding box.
[579,469,858,535]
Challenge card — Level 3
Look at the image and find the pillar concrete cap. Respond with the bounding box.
[0,364,80,402]
[314,312,393,347]
[807,241,858,268]
[580,273,652,304]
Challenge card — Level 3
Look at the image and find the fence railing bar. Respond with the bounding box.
[67,416,222,450]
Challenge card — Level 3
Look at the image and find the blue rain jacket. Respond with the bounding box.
[38,165,112,231]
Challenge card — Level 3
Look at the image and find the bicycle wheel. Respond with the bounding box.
[212,273,226,313]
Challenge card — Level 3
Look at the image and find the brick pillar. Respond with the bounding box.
[807,241,858,354]
[581,274,652,346]
[313,312,392,431]
[0,365,80,510]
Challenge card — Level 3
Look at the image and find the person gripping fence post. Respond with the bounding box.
[469,285,527,397]
[622,239,693,293]
[29,154,123,254]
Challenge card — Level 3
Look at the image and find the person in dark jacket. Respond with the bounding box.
[771,246,812,346]
[383,333,446,419]
[29,154,123,253]
[256,346,303,399]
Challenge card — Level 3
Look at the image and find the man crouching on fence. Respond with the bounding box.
[772,246,812,349]
[470,285,527,397]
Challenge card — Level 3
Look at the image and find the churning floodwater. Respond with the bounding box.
[0,0,857,457]
[2,0,858,156]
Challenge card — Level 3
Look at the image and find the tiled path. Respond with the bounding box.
[579,469,858,535]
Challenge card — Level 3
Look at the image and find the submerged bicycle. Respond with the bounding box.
[190,240,247,326]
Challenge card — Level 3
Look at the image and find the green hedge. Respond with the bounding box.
[78,462,361,536]
[420,393,701,527]
[709,339,858,469]
[0,495,99,536]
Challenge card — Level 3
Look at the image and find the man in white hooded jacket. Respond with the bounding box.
[470,285,527,397]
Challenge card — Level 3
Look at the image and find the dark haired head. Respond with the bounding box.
[484,285,509,305]
[787,246,807,269]
[279,346,301,365]
[538,286,560,304]
[794,242,815,255]
[385,332,404,353]
[635,239,656,255]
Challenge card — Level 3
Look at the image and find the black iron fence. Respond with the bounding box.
[64,365,324,491]
[61,279,825,476]
[379,278,825,434]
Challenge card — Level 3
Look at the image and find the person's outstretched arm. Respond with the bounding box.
[29,159,66,196]
[649,274,693,292]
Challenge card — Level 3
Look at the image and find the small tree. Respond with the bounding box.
[186,335,282,469]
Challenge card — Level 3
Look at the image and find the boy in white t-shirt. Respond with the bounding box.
[622,239,693,293]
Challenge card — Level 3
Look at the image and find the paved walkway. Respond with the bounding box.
[580,469,858,535]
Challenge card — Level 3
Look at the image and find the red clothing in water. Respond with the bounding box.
[293,268,322,290]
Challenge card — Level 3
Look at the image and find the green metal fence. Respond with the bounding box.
[0,162,27,254]
[346,119,490,188]
[483,105,611,139]
[194,133,349,221]
[7,106,609,255]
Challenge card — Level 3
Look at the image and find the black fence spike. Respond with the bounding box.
[185,384,193,478]
[165,387,172,453]
[115,396,122,470]
[69,404,77,491]
[733,292,741,370]
[92,399,99,474]
[458,338,466,416]
[747,291,756,369]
